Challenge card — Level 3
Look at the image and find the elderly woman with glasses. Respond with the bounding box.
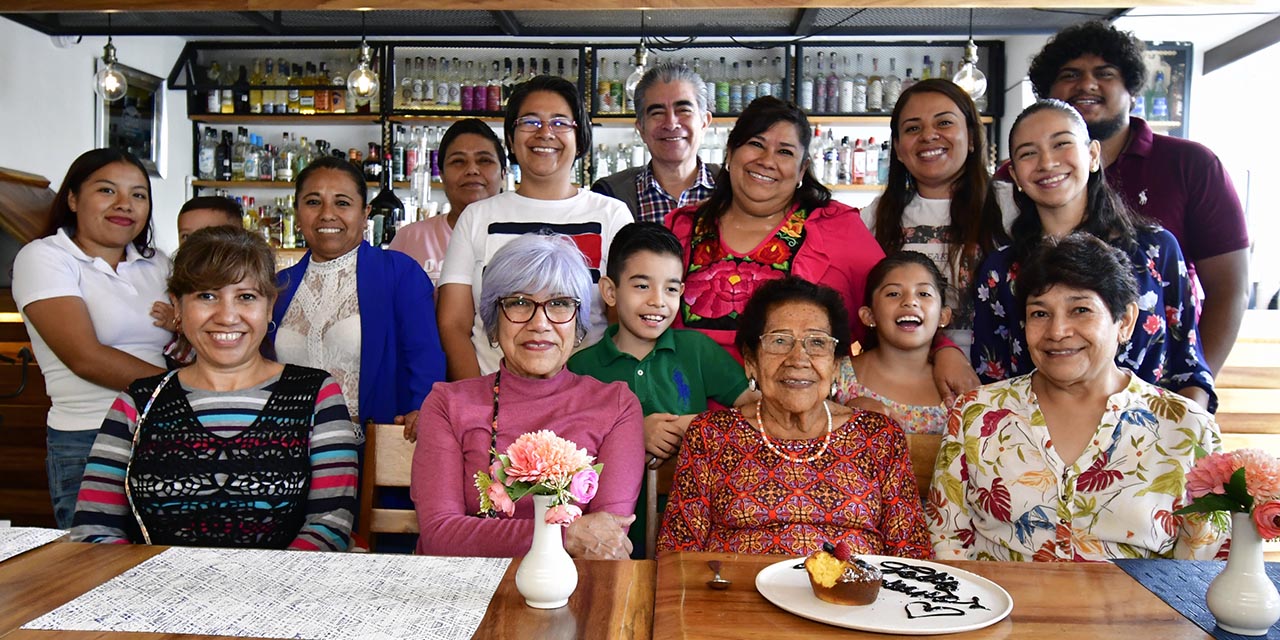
[658,276,930,557]
[435,75,633,384]
[413,233,645,559]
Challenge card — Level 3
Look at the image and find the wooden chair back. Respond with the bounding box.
[644,460,676,560]
[356,423,419,550]
[905,433,943,503]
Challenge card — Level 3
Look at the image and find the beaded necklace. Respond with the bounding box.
[754,398,833,464]
[475,368,503,518]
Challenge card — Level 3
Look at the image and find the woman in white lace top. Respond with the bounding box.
[268,156,446,434]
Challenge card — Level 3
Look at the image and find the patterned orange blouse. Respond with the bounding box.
[657,408,931,558]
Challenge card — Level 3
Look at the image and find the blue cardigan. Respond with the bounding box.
[270,242,446,426]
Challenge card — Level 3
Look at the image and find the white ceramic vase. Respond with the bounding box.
[515,493,578,609]
[1206,512,1280,636]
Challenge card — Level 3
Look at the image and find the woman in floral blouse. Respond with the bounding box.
[930,233,1227,561]
[971,99,1214,411]
[658,277,930,557]
[665,95,978,402]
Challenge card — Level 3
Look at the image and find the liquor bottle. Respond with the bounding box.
[808,125,823,169]
[1150,70,1169,120]
[837,136,851,185]
[743,60,758,107]
[258,139,275,182]
[243,133,261,181]
[877,141,890,185]
[610,61,624,114]
[853,54,870,114]
[392,126,407,182]
[273,58,289,115]
[205,61,221,114]
[596,57,611,113]
[436,58,451,111]
[300,62,317,114]
[217,130,234,181]
[428,126,442,182]
[249,59,265,114]
[756,57,771,98]
[1168,65,1184,121]
[884,58,902,111]
[487,61,502,112]
[570,58,579,84]
[812,53,826,113]
[329,59,346,114]
[449,57,463,107]
[772,56,785,99]
[421,57,436,107]
[692,58,710,111]
[287,64,302,114]
[939,59,954,81]
[825,51,840,114]
[231,127,249,181]
[197,127,218,180]
[281,196,297,249]
[1131,92,1147,119]
[501,57,515,107]
[867,57,884,112]
[557,57,566,80]
[400,56,414,108]
[460,60,475,111]
[364,142,383,182]
[293,136,314,177]
[275,132,296,183]
[838,56,855,115]
[231,65,250,115]
[921,55,933,81]
[798,55,814,112]
[864,136,879,186]
[729,61,744,114]
[822,129,837,185]
[901,67,917,93]
[852,137,866,185]
[542,57,551,77]
[369,153,404,247]
[316,62,332,113]
[715,57,730,114]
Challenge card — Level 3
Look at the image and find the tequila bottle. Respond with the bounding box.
[867,57,884,112]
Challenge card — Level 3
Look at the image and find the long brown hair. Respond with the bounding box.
[876,79,988,272]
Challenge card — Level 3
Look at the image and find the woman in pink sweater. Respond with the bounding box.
[411,233,644,558]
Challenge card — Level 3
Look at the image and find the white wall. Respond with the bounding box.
[0,20,190,254]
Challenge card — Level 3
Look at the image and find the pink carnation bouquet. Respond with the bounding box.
[474,430,602,525]
[1176,447,1280,540]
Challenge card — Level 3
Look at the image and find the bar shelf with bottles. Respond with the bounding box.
[590,43,790,118]
[384,42,586,117]
[1135,41,1190,138]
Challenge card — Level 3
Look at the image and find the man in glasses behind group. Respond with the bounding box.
[437,74,633,381]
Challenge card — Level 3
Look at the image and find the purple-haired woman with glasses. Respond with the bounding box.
[413,233,644,559]
[434,75,633,384]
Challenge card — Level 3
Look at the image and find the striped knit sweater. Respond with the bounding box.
[70,365,360,551]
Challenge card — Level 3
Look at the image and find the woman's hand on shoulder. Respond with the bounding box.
[397,410,421,442]
[564,511,635,560]
[932,347,980,407]
[150,301,177,332]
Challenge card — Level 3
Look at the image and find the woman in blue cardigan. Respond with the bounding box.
[269,156,445,433]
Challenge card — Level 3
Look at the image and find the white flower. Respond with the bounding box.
[1137,291,1158,311]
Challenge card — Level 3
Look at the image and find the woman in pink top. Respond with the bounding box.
[388,119,506,283]
[411,233,644,558]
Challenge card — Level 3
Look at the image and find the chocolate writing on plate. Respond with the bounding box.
[878,560,989,618]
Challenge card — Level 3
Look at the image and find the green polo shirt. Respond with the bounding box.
[568,324,748,416]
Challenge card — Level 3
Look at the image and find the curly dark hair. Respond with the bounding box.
[735,276,851,364]
[1028,21,1147,99]
[1015,232,1138,322]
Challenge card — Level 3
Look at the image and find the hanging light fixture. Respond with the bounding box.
[347,11,379,100]
[624,10,648,102]
[952,9,988,100]
[93,13,128,103]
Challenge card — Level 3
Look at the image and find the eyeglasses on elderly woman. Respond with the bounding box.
[759,332,839,357]
[497,295,581,324]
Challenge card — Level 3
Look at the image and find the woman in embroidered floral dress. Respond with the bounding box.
[658,277,930,557]
[665,96,978,402]
[930,233,1227,561]
[971,99,1214,411]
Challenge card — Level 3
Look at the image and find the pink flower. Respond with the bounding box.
[1185,452,1237,498]
[1231,449,1280,500]
[569,468,599,504]
[504,430,593,484]
[1254,500,1280,540]
[683,260,783,320]
[1142,314,1162,336]
[487,482,515,517]
[545,503,582,525]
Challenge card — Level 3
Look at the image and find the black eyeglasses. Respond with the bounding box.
[514,117,577,133]
[759,332,839,357]
[497,296,581,324]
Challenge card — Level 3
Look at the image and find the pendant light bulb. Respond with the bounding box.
[347,40,379,99]
[953,40,987,101]
[94,37,128,103]
[624,44,648,102]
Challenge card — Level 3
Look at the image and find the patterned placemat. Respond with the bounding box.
[1113,559,1279,640]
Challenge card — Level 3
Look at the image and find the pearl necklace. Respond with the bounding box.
[754,399,833,463]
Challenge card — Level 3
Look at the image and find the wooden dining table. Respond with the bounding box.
[654,551,1213,639]
[0,541,654,639]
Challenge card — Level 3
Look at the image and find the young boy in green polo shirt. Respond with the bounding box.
[568,222,750,557]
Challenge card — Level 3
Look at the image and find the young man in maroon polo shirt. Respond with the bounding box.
[1023,20,1249,375]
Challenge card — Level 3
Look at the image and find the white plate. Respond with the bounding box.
[755,555,1013,635]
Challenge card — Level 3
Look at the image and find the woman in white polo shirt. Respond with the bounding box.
[12,149,171,528]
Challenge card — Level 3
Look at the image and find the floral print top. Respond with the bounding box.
[657,408,931,558]
[970,227,1216,412]
[833,357,948,435]
[927,372,1229,562]
[681,206,809,333]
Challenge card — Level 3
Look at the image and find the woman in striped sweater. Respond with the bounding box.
[70,226,361,551]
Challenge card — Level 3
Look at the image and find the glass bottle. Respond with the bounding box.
[422,57,436,107]
[488,61,503,112]
[867,57,884,112]
[729,61,744,114]
[243,133,261,181]
[812,53,826,113]
[798,55,814,112]
[197,127,218,180]
[756,56,772,98]
[299,62,316,115]
[329,58,346,114]
[460,60,475,111]
[884,58,902,112]
[401,56,415,108]
[219,60,235,114]
[436,58,451,110]
[273,58,289,115]
[369,153,403,248]
[205,61,221,114]
[824,52,839,113]
[217,130,234,181]
[715,57,730,114]
[838,56,856,115]
[231,127,249,181]
[921,55,934,80]
[743,60,758,106]
[448,57,463,107]
[275,132,296,183]
[249,58,265,114]
[610,60,624,114]
[315,62,332,113]
[287,63,302,114]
